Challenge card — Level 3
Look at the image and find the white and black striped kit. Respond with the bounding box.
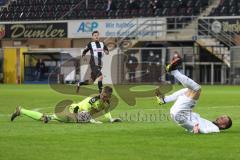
[83,41,108,67]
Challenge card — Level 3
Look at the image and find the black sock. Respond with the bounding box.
[78,80,89,86]
[98,81,103,93]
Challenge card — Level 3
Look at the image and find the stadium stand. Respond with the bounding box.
[0,0,6,6]
[209,0,240,16]
[0,0,210,21]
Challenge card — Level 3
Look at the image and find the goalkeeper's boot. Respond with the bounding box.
[166,57,182,73]
[155,88,166,105]
[11,106,21,121]
[41,114,51,123]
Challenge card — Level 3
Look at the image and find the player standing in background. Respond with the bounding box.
[155,54,232,134]
[77,30,109,93]
[11,86,122,124]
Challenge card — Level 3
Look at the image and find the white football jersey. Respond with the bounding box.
[181,112,220,134]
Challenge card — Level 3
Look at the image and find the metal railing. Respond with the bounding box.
[104,16,202,50]
[166,16,198,33]
[104,17,167,50]
[118,47,230,85]
[198,18,238,47]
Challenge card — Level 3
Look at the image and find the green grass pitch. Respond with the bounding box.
[0,84,239,160]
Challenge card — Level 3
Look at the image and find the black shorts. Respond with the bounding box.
[91,65,102,81]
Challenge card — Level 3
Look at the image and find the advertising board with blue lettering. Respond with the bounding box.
[68,18,166,38]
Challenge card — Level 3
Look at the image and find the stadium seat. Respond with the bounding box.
[209,0,240,16]
[0,0,211,21]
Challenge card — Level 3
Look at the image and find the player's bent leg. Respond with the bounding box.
[20,108,43,120]
[166,56,201,92]
[171,70,201,92]
[185,89,201,100]
[11,106,49,122]
[98,75,103,93]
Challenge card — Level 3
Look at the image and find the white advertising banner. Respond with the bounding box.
[68,18,166,38]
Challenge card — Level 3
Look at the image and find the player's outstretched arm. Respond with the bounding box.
[103,43,109,55]
[105,112,122,123]
[90,119,103,124]
[82,43,91,57]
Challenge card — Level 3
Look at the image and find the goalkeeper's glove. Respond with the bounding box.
[90,119,103,124]
[110,118,122,123]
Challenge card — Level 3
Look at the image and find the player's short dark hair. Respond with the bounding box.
[225,116,232,130]
[102,86,113,95]
[92,30,99,36]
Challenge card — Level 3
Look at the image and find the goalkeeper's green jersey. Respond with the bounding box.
[68,95,112,120]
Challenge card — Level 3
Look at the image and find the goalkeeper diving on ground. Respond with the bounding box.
[155,53,232,134]
[10,86,122,124]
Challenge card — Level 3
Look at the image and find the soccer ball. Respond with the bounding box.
[77,111,92,123]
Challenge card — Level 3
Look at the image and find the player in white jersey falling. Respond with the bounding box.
[156,53,232,134]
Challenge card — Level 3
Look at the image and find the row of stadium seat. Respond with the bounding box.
[71,0,209,19]
[0,0,209,21]
[11,0,78,5]
[209,0,240,16]
[0,0,6,6]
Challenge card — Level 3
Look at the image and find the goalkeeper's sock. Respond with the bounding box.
[20,108,43,120]
[170,70,201,91]
[98,81,103,93]
[164,88,188,103]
